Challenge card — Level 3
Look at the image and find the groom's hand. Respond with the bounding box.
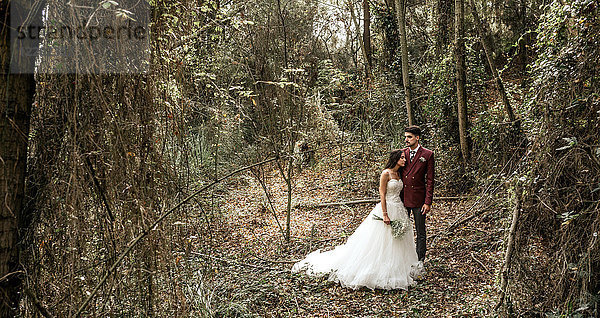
[421,204,431,215]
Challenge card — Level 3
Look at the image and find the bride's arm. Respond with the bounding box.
[379,170,391,225]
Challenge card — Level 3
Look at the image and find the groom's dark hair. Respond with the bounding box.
[404,125,421,136]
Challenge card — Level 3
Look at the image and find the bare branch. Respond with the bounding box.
[74,157,278,317]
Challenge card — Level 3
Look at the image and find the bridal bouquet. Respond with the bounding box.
[372,214,409,238]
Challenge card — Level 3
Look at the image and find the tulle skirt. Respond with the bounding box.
[292,200,421,290]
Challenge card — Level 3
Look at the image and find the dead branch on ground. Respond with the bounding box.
[294,196,471,209]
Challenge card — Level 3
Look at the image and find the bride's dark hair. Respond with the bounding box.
[383,149,404,170]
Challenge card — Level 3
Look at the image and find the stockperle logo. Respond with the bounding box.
[16,21,147,41]
[10,0,150,74]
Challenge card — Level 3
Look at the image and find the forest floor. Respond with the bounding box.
[191,148,507,317]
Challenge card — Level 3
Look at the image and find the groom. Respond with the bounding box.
[401,125,434,263]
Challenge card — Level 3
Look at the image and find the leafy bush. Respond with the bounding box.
[510,1,600,314]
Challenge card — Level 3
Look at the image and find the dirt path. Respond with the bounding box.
[194,156,504,317]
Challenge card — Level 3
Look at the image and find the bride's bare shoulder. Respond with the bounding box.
[381,169,392,177]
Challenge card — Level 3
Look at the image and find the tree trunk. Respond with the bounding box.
[470,0,516,122]
[455,0,469,164]
[395,0,415,125]
[518,0,527,75]
[435,0,451,57]
[285,158,293,242]
[349,0,372,78]
[0,2,37,315]
[496,184,522,310]
[276,0,288,68]
[363,0,372,77]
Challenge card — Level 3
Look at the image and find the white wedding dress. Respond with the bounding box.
[292,178,421,290]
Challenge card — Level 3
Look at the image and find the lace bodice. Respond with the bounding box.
[386,179,403,203]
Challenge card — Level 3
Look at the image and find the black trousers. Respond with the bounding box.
[407,207,426,261]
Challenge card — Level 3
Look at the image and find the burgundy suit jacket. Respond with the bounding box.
[401,146,435,208]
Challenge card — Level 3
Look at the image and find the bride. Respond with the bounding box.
[292,149,421,290]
